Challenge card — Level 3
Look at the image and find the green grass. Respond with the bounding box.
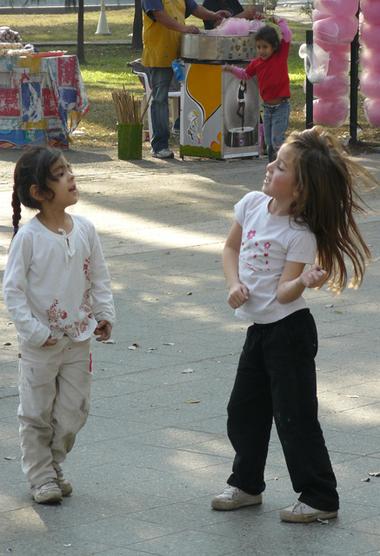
[1,8,135,42]
[1,10,379,149]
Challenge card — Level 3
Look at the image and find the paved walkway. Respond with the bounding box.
[0,146,380,556]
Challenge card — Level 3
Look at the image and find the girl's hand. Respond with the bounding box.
[223,65,233,73]
[227,282,249,309]
[94,320,112,341]
[300,265,327,288]
[42,336,58,347]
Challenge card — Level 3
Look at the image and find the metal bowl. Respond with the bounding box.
[181,33,256,62]
[225,126,255,147]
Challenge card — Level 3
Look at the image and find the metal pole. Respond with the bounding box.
[349,24,360,146]
[77,0,85,64]
[305,29,313,129]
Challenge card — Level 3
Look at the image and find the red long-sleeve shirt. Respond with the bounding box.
[244,40,290,102]
[229,20,291,103]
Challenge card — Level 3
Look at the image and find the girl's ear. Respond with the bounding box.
[29,184,45,202]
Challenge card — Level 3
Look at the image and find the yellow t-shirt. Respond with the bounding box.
[142,0,187,67]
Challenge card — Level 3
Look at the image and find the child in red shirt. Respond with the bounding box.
[224,18,292,161]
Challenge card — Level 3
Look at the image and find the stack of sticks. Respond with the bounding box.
[112,87,149,124]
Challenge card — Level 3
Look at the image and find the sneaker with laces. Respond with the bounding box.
[211,485,262,511]
[280,501,338,523]
[152,148,174,159]
[32,481,63,504]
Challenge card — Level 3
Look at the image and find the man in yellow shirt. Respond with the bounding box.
[142,0,229,159]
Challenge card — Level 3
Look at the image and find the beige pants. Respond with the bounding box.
[17,336,92,488]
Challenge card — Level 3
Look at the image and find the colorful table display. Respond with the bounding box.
[0,54,89,149]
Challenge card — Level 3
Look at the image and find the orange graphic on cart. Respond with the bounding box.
[210,131,222,153]
[186,64,221,123]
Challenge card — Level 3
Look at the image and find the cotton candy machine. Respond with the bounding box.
[179,30,260,160]
[181,32,256,62]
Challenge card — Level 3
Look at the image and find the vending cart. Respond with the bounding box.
[180,33,260,160]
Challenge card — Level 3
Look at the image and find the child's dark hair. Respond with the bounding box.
[255,25,280,52]
[287,126,376,292]
[12,146,62,236]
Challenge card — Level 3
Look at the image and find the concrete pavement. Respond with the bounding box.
[0,146,380,555]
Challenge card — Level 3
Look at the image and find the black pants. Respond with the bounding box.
[227,309,339,512]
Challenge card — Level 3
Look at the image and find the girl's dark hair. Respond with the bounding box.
[255,25,280,52]
[287,126,375,292]
[12,146,62,236]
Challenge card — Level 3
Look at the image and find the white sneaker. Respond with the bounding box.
[211,485,262,511]
[152,148,174,159]
[280,501,338,523]
[32,481,62,504]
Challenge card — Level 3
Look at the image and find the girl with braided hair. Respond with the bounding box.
[3,146,115,504]
[212,126,376,523]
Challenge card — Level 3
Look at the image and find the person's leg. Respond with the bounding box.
[150,67,173,154]
[271,100,290,159]
[262,104,274,161]
[50,338,92,469]
[226,325,273,496]
[17,340,63,489]
[263,310,339,513]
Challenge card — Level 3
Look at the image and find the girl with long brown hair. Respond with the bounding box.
[211,126,375,523]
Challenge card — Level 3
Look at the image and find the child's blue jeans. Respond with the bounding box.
[226,309,339,512]
[263,99,290,162]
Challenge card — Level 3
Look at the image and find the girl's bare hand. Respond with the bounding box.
[42,336,58,347]
[300,265,327,288]
[227,282,249,309]
[94,320,112,341]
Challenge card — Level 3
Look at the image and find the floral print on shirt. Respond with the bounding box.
[241,230,272,272]
[46,256,93,338]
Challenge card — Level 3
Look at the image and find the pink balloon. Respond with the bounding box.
[360,48,380,73]
[360,22,380,49]
[314,16,358,44]
[313,74,349,98]
[364,98,380,127]
[361,0,380,25]
[360,72,380,99]
[314,0,359,17]
[313,97,349,127]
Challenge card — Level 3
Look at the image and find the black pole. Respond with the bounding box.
[305,29,313,129]
[349,24,360,146]
[77,0,85,64]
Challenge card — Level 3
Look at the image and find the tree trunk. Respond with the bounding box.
[132,0,143,51]
[77,0,85,64]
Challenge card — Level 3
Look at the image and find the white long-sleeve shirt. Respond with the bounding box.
[3,214,115,347]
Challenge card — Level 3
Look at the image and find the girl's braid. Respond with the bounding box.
[11,184,21,236]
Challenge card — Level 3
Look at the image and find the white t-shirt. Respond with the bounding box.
[234,191,317,324]
[3,215,115,347]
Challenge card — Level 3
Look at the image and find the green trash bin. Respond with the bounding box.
[117,122,143,160]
